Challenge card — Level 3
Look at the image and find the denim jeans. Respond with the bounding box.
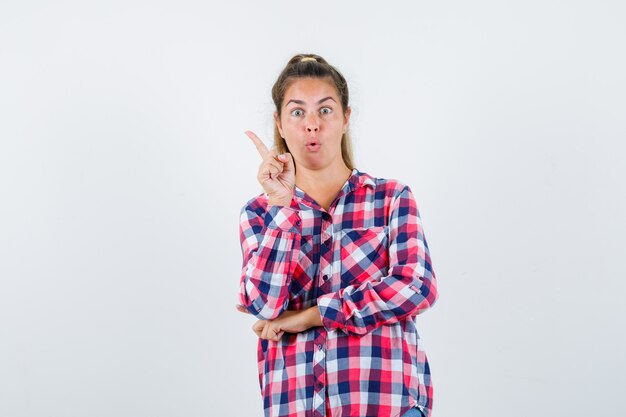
[400,406,426,417]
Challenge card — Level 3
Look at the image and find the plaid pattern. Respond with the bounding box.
[239,168,438,417]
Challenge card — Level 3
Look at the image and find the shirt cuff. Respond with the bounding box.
[264,205,302,233]
[317,291,347,332]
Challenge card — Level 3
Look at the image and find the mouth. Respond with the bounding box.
[306,140,321,152]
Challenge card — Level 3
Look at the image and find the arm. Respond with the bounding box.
[238,200,302,320]
[249,306,323,342]
[316,185,438,336]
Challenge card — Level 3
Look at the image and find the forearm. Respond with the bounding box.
[317,270,437,336]
[305,305,324,328]
[239,204,302,320]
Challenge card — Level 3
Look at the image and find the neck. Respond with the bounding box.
[295,163,353,192]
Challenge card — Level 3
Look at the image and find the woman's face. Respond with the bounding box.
[275,77,351,171]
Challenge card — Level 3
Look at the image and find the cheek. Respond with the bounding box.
[283,138,299,153]
[327,116,345,129]
[283,120,296,131]
[280,119,298,136]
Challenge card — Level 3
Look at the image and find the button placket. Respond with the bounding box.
[318,219,333,290]
[312,333,327,417]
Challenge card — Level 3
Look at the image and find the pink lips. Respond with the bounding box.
[306,142,321,152]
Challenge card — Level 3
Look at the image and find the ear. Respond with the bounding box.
[342,106,352,132]
[274,111,284,138]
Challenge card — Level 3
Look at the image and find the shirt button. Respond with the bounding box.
[317,344,323,350]
[322,275,329,281]
[295,219,301,226]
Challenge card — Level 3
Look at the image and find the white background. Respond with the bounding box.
[1,1,624,416]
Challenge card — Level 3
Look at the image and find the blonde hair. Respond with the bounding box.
[271,53,355,170]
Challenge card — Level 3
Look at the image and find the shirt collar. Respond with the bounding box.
[293,168,376,209]
[349,168,376,190]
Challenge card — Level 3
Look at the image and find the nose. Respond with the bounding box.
[305,114,319,132]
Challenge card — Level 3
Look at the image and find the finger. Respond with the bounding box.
[253,326,262,338]
[245,130,270,159]
[253,326,263,338]
[252,320,266,337]
[277,152,294,174]
[262,321,275,340]
[235,304,251,314]
[261,322,269,340]
[267,326,275,341]
[260,160,284,178]
[273,327,284,341]
[267,325,282,342]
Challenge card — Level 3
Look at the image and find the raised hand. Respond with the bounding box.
[245,130,295,206]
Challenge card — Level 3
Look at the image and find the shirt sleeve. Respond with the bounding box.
[238,200,302,320]
[316,185,438,336]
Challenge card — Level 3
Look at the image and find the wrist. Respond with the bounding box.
[267,197,292,207]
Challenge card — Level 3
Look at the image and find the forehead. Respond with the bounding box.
[283,77,339,105]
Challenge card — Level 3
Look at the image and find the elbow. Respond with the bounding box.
[238,291,289,321]
[409,276,439,315]
[420,282,438,309]
[254,305,286,321]
[238,264,292,320]
[426,274,439,308]
[429,284,439,308]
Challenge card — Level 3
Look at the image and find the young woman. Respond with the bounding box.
[236,54,438,417]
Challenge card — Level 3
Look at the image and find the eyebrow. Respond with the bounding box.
[284,96,337,107]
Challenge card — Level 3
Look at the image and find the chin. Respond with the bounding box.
[299,159,328,170]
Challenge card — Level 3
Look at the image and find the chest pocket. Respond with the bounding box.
[339,225,390,287]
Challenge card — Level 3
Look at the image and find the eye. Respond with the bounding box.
[291,109,303,117]
[320,107,332,115]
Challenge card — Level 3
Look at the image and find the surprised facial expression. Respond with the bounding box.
[275,77,351,170]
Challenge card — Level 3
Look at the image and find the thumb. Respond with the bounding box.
[278,153,294,173]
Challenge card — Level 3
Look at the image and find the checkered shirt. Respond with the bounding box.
[238,168,438,417]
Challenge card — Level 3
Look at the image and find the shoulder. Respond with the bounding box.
[358,169,412,198]
[239,192,267,218]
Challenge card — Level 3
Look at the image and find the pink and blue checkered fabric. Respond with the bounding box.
[238,168,438,417]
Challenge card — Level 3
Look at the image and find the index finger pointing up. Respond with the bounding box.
[245,130,270,159]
